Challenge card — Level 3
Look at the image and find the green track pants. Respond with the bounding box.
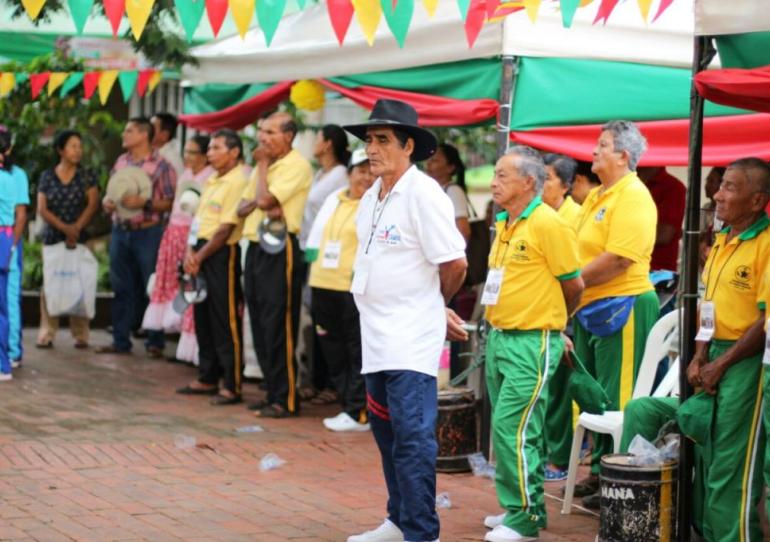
[544,362,575,467]
[573,291,660,475]
[486,329,563,537]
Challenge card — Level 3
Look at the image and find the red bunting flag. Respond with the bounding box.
[652,0,674,22]
[593,0,619,24]
[137,69,155,97]
[83,71,101,99]
[103,0,126,36]
[484,0,498,18]
[464,0,486,47]
[327,0,355,45]
[206,0,229,37]
[29,72,51,99]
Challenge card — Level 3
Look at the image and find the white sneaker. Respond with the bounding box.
[484,513,505,529]
[324,412,371,432]
[0,373,12,381]
[484,525,537,542]
[348,519,404,542]
[11,360,20,369]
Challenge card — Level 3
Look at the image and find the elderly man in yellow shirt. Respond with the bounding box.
[177,129,248,405]
[238,112,312,418]
[481,145,584,542]
[570,121,659,509]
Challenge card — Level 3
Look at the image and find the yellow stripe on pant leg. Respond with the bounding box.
[659,466,672,542]
[739,371,764,542]
[619,308,635,410]
[285,241,296,413]
[227,246,242,395]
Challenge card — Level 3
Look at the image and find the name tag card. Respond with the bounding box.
[350,253,373,295]
[695,301,715,342]
[481,268,504,306]
[322,241,342,269]
[187,218,200,247]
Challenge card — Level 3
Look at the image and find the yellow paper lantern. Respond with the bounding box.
[290,80,326,111]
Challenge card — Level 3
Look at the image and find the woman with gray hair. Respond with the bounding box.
[569,120,659,509]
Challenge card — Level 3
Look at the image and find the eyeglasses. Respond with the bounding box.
[184,149,203,155]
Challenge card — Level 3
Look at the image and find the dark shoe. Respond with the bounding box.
[74,341,89,349]
[35,341,53,349]
[567,475,600,497]
[176,384,218,395]
[254,403,297,418]
[94,345,131,355]
[146,346,164,359]
[133,329,148,339]
[210,394,242,406]
[582,491,600,510]
[247,399,270,411]
[310,388,338,405]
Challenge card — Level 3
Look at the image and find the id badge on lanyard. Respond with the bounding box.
[350,252,373,295]
[187,218,200,247]
[322,240,342,269]
[481,268,504,306]
[695,301,716,342]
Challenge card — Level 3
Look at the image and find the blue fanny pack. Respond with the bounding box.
[576,296,636,337]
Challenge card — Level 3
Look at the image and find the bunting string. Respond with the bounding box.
[0,69,163,100]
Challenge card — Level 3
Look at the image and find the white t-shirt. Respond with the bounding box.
[444,183,469,219]
[299,164,349,249]
[352,166,466,377]
[159,141,185,178]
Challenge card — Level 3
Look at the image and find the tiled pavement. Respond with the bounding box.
[0,330,598,542]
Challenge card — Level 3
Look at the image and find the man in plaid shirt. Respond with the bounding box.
[98,117,177,356]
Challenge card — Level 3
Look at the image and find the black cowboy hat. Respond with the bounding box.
[343,99,437,162]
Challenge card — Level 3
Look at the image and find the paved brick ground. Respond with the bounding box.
[0,330,598,542]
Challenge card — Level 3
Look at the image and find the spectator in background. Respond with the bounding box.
[299,124,351,405]
[35,130,99,349]
[543,153,581,227]
[570,161,601,205]
[638,167,687,272]
[98,117,177,357]
[0,127,28,380]
[700,167,726,268]
[426,143,471,241]
[143,135,213,365]
[151,113,184,177]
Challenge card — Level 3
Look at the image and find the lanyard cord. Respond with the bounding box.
[328,202,357,242]
[492,217,522,268]
[365,189,392,254]
[704,240,743,301]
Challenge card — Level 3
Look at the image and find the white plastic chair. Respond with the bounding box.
[561,308,681,514]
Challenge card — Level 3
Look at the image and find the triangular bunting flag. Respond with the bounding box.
[593,0,618,24]
[98,70,119,105]
[256,0,286,45]
[21,0,46,20]
[522,0,539,22]
[353,0,382,45]
[175,0,206,42]
[0,73,16,97]
[560,0,580,27]
[48,72,69,95]
[103,0,126,36]
[464,0,485,47]
[229,0,254,39]
[652,0,674,22]
[60,72,84,97]
[148,71,162,94]
[83,72,101,100]
[137,69,153,97]
[456,0,470,21]
[422,0,437,16]
[484,0,498,18]
[381,0,413,48]
[125,0,154,39]
[68,0,94,34]
[327,0,355,45]
[15,73,29,85]
[296,0,306,6]
[29,72,51,99]
[636,0,652,21]
[118,70,138,102]
[206,0,229,37]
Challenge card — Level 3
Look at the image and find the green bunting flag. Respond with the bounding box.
[118,70,139,102]
[60,72,84,97]
[67,0,94,34]
[560,0,580,27]
[256,0,287,46]
[175,0,207,42]
[381,0,413,47]
[456,0,470,21]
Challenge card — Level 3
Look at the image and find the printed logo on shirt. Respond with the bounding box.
[595,207,607,222]
[208,201,222,213]
[511,239,530,262]
[731,265,752,290]
[376,224,402,246]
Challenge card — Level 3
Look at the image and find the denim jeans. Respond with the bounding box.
[109,224,164,352]
[365,370,439,542]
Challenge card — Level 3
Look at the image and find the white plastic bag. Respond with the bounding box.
[43,243,98,318]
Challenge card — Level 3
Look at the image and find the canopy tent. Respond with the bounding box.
[181,0,770,166]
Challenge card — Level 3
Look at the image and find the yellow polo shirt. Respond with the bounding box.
[308,191,360,292]
[558,195,582,229]
[196,165,248,245]
[576,172,657,308]
[485,197,580,331]
[702,213,770,340]
[242,149,313,242]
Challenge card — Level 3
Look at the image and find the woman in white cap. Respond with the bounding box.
[305,149,374,432]
[142,135,213,364]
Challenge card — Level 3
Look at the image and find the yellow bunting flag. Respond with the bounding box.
[637,0,652,21]
[47,72,69,95]
[522,0,540,22]
[98,70,119,105]
[352,0,382,46]
[230,0,255,39]
[126,0,155,39]
[21,0,46,20]
[0,73,16,97]
[422,0,438,16]
[148,70,162,93]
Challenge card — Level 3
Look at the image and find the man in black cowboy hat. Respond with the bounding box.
[344,99,468,542]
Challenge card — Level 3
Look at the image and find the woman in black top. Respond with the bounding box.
[35,130,99,348]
